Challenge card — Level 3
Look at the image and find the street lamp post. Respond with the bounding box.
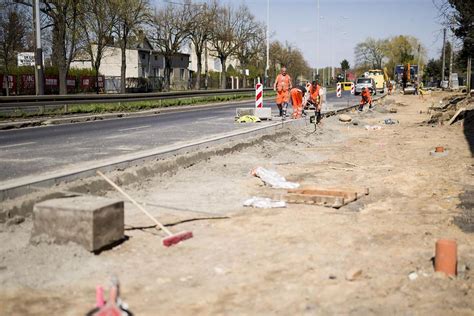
[33,0,44,95]
[265,0,269,87]
[316,0,320,76]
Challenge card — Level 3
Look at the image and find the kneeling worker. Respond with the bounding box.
[290,84,309,119]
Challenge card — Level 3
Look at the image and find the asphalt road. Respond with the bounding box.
[0,91,360,182]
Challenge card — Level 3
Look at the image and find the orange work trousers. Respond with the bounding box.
[276,90,290,105]
[290,88,303,119]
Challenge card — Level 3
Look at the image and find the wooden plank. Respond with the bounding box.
[448,107,466,125]
[284,193,345,208]
[288,188,357,202]
[324,186,369,196]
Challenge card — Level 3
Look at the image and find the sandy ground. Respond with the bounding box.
[0,91,473,315]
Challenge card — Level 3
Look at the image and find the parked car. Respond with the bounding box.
[354,77,376,95]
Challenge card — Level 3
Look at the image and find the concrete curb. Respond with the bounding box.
[0,97,274,130]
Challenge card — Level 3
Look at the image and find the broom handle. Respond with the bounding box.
[97,171,172,236]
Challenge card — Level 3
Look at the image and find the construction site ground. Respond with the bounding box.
[1,91,473,315]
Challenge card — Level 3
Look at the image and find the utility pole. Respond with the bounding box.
[33,0,44,95]
[441,28,446,83]
[417,44,421,81]
[448,39,454,88]
[204,43,208,90]
[467,57,471,92]
[265,0,269,88]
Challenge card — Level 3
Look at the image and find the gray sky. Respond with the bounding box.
[155,0,446,68]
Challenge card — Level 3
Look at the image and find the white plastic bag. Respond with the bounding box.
[243,197,286,208]
[251,167,300,189]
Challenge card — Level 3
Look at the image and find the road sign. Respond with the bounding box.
[336,82,342,98]
[350,82,355,95]
[17,52,35,67]
[255,83,263,108]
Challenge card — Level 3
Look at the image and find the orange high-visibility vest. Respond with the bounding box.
[276,74,291,92]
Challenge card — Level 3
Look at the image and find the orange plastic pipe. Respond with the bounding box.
[435,239,457,276]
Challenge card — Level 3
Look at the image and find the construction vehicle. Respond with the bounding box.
[395,64,419,94]
[383,67,390,82]
[366,69,385,94]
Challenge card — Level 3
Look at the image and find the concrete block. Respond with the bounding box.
[255,107,272,120]
[235,108,255,119]
[32,196,124,252]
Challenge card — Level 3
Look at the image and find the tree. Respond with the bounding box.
[80,0,117,93]
[269,41,311,84]
[113,0,150,93]
[354,37,387,69]
[235,22,265,88]
[340,59,350,81]
[17,0,82,94]
[209,3,256,89]
[424,58,442,81]
[384,35,426,78]
[435,0,473,62]
[152,1,192,91]
[0,7,27,95]
[188,0,217,90]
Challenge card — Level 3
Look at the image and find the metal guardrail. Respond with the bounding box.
[0,88,273,108]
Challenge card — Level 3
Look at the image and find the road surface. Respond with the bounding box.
[0,91,361,182]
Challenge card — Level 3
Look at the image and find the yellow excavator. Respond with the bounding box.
[382,67,393,94]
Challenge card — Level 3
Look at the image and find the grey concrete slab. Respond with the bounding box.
[32,196,124,252]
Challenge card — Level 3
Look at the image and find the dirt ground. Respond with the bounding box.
[1,91,473,315]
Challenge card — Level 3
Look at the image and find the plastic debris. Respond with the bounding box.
[408,271,418,281]
[364,125,382,131]
[243,197,287,208]
[237,115,261,123]
[384,118,399,125]
[251,167,300,189]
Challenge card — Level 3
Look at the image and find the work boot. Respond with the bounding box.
[316,111,322,124]
[279,108,283,117]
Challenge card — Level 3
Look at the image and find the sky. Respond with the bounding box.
[154,0,447,69]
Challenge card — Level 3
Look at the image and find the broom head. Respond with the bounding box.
[162,231,193,247]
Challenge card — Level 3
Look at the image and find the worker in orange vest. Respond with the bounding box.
[273,66,292,116]
[309,80,322,123]
[289,84,309,119]
[358,87,373,111]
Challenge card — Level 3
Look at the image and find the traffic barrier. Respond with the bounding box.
[351,82,355,95]
[255,83,263,108]
[336,82,342,98]
[342,82,352,91]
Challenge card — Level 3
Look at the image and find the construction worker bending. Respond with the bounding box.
[309,80,322,123]
[273,66,292,116]
[290,84,309,119]
[387,81,393,95]
[358,87,373,111]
